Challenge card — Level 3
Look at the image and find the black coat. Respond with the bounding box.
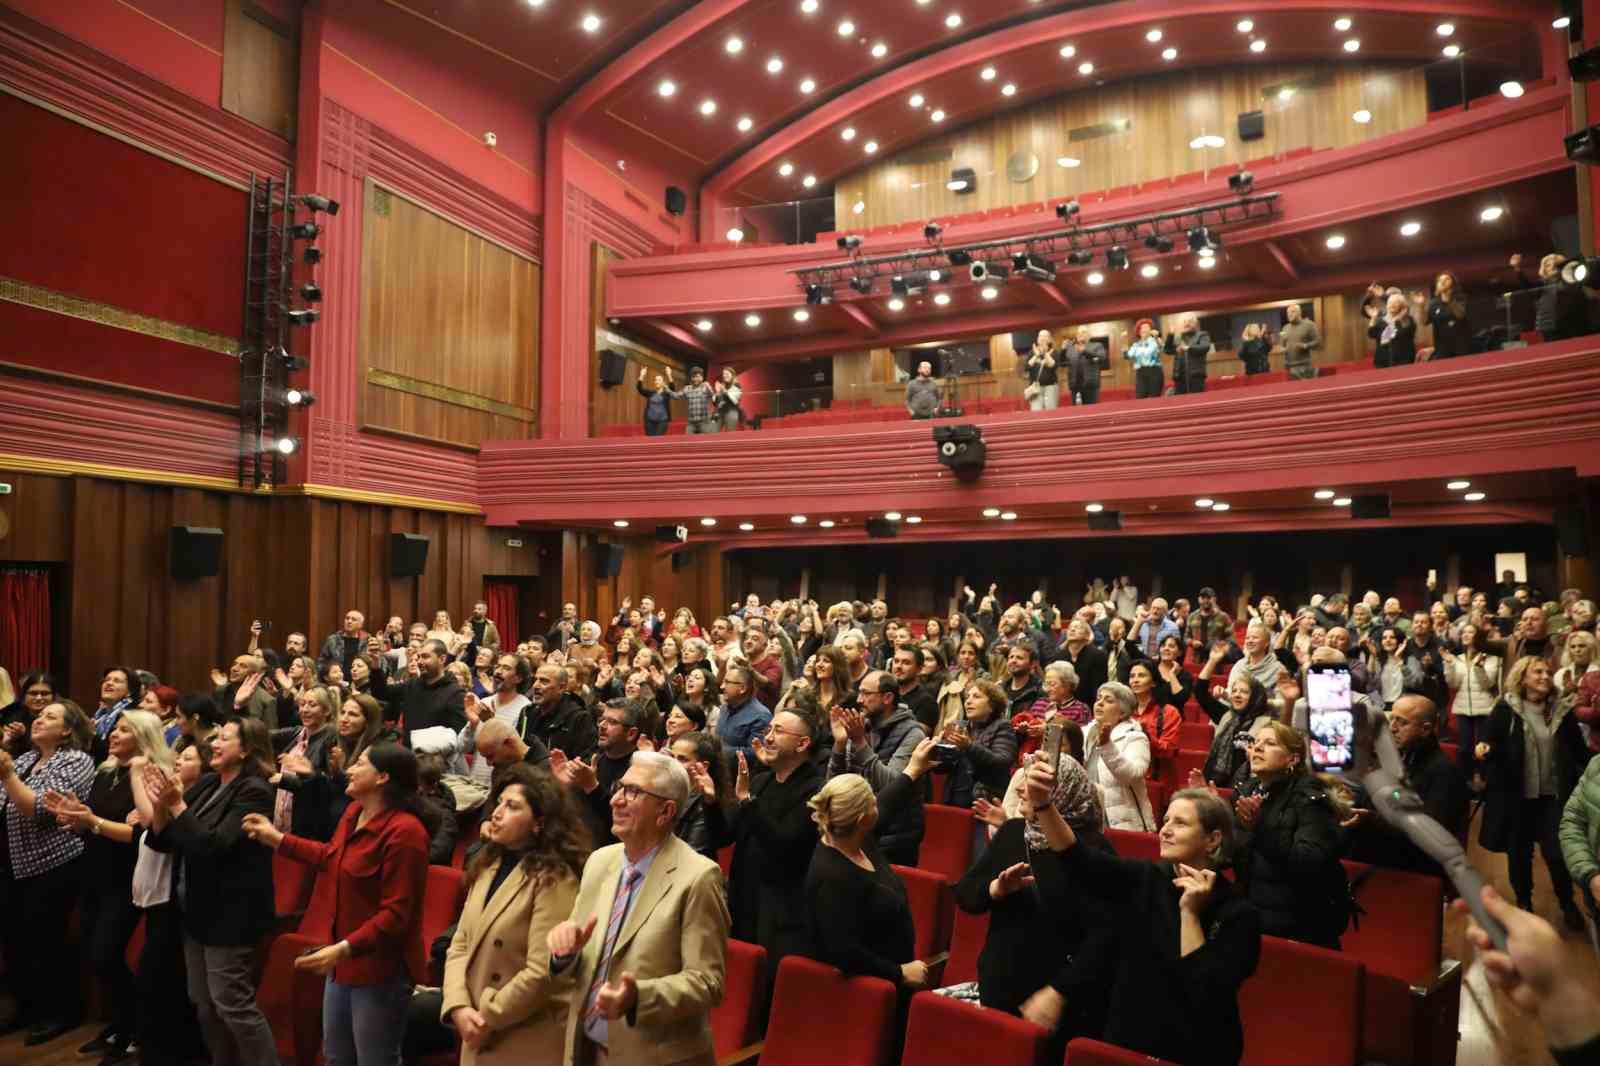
[725,760,823,965]
[1426,298,1473,359]
[517,692,597,760]
[147,772,276,946]
[1062,642,1107,703]
[1479,697,1589,854]
[1369,315,1417,368]
[1238,337,1272,375]
[673,794,731,863]
[1234,774,1349,948]
[1033,843,1260,1066]
[270,725,337,841]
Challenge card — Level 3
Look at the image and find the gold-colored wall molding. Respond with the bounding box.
[366,367,536,423]
[0,276,240,356]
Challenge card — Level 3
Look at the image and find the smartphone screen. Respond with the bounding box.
[1042,720,1065,770]
[1306,667,1354,772]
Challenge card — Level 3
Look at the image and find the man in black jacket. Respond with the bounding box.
[1062,325,1105,405]
[1356,696,1468,875]
[549,698,639,846]
[1164,313,1212,395]
[890,644,939,733]
[516,663,597,759]
[394,639,466,746]
[828,671,925,865]
[317,608,368,677]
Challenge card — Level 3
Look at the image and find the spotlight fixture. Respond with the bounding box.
[1085,503,1104,513]
[1446,480,1471,491]
[1571,46,1600,82]
[1566,124,1600,164]
[297,194,340,215]
[696,319,714,332]
[739,522,756,531]
[1143,234,1174,253]
[924,222,944,241]
[1314,490,1337,500]
[613,520,630,529]
[849,275,873,295]
[283,387,314,406]
[1500,81,1524,98]
[982,507,1001,518]
[1010,251,1055,282]
[837,234,863,251]
[946,248,973,266]
[887,297,905,311]
[1055,200,1081,220]
[287,221,321,240]
[273,437,298,456]
[805,283,833,305]
[1352,109,1373,124]
[286,309,319,326]
[969,260,1008,282]
[1561,257,1600,286]
[303,247,322,266]
[1139,264,1160,279]
[932,292,951,306]
[1067,249,1094,267]
[745,313,762,327]
[1229,171,1254,194]
[793,309,810,322]
[1187,226,1219,252]
[1480,205,1505,222]
[1194,498,1214,508]
[274,347,308,372]
[299,282,322,303]
[1105,246,1129,270]
[1463,492,1487,502]
[1085,271,1104,285]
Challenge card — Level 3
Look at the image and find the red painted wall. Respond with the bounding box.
[570,124,698,249]
[5,0,224,106]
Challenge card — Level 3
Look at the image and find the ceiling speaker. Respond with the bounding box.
[1349,494,1391,520]
[865,518,899,538]
[1087,511,1122,531]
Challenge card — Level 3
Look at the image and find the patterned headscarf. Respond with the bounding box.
[1005,753,1105,851]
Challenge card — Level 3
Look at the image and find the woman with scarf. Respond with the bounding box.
[1191,649,1273,790]
[1477,656,1589,930]
[91,666,142,761]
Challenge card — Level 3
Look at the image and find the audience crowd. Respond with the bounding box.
[1,571,1599,1066]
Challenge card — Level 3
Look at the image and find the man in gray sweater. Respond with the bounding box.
[904,360,941,419]
[1280,303,1323,380]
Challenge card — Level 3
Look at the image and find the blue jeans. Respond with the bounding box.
[323,976,411,1066]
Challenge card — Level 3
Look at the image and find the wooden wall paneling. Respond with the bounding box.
[0,472,73,562]
[222,0,299,140]
[834,63,1428,230]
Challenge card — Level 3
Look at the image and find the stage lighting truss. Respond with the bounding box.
[791,193,1279,301]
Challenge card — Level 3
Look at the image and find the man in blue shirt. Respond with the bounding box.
[714,664,771,762]
[1133,597,1182,661]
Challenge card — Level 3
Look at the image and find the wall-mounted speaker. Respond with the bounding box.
[655,524,688,544]
[671,549,691,572]
[169,525,223,579]
[1238,110,1265,141]
[665,186,687,216]
[1010,330,1034,354]
[390,532,430,578]
[1555,502,1591,555]
[597,543,626,578]
[1087,511,1123,532]
[865,518,899,538]
[1350,494,1391,520]
[598,349,627,387]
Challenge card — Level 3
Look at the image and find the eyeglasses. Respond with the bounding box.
[765,724,808,739]
[613,782,671,804]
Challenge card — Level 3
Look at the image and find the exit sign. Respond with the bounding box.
[0,483,11,494]
[505,538,523,548]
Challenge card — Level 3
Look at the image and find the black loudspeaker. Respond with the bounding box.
[390,533,430,578]
[656,524,688,543]
[1087,511,1123,531]
[933,424,986,481]
[1350,494,1391,520]
[1555,502,1591,555]
[665,186,687,216]
[1010,331,1034,354]
[671,549,691,572]
[597,543,626,578]
[1238,110,1265,141]
[865,518,899,538]
[598,349,627,387]
[169,525,223,579]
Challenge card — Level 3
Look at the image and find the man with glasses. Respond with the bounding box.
[553,698,644,846]
[725,710,823,977]
[1360,695,1468,876]
[714,664,771,764]
[829,670,926,865]
[548,751,729,1066]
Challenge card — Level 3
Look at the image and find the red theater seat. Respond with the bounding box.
[893,864,954,960]
[1342,862,1456,1066]
[918,804,975,883]
[1239,937,1365,1066]
[1104,829,1159,861]
[1173,748,1207,786]
[1179,722,1214,749]
[412,865,466,985]
[273,850,317,927]
[945,906,989,987]
[258,932,323,1066]
[1066,1038,1180,1065]
[728,955,898,1066]
[712,939,768,1059]
[900,991,1049,1066]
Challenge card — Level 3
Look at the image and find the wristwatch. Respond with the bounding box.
[91,818,102,836]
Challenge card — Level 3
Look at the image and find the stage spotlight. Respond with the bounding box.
[837,234,863,251]
[1143,234,1174,253]
[1187,226,1219,252]
[1105,246,1129,270]
[1561,257,1600,285]
[286,309,320,326]
[1567,125,1600,164]
[805,283,833,305]
[287,221,321,240]
[303,247,322,265]
[1055,200,1081,220]
[1020,253,1055,282]
[284,387,315,407]
[273,437,298,456]
[1066,249,1094,267]
[947,248,973,266]
[300,282,322,303]
[1571,45,1600,81]
[273,346,308,372]
[298,194,341,215]
[849,275,873,294]
[970,261,1010,282]
[924,222,944,241]
[1229,170,1254,194]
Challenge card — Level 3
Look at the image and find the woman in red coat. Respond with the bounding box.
[244,742,433,1066]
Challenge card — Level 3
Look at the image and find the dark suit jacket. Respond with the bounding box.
[148,771,276,946]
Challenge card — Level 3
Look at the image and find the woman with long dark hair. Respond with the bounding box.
[441,763,590,1065]
[1,670,55,753]
[671,730,735,861]
[244,742,433,1066]
[1426,271,1472,359]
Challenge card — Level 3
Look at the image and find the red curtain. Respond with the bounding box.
[483,579,519,649]
[0,568,51,678]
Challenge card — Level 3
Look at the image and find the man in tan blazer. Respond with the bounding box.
[547,750,730,1066]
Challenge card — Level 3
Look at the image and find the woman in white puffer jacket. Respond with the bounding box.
[1081,681,1155,831]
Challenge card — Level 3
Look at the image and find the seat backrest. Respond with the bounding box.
[892,864,954,959]
[712,939,768,1057]
[900,991,1047,1065]
[944,906,989,987]
[411,864,466,982]
[1066,1037,1180,1064]
[257,932,323,1066]
[1105,828,1159,861]
[1340,860,1443,986]
[918,804,975,882]
[273,850,317,920]
[1239,936,1365,1066]
[762,956,898,1066]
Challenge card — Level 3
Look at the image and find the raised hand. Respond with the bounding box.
[734,752,752,803]
[593,972,638,1019]
[1172,863,1217,913]
[278,751,313,776]
[326,744,346,776]
[686,761,717,802]
[904,735,938,780]
[463,692,481,727]
[241,812,284,849]
[1234,794,1263,829]
[548,915,599,959]
[972,797,1006,828]
[990,861,1036,900]
[1024,755,1056,807]
[840,708,868,747]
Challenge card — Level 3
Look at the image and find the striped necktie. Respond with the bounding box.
[585,866,643,1020]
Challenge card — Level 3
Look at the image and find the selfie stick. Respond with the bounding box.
[1363,711,1509,951]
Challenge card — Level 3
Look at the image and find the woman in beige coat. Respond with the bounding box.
[442,763,591,1064]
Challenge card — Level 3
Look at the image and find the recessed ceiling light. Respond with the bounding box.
[852,198,865,214]
[745,313,761,326]
[818,520,836,529]
[1140,264,1159,278]
[799,77,816,93]
[1500,80,1524,98]
[1343,39,1361,52]
[1212,502,1231,512]
[1162,47,1177,61]
[945,13,962,29]
[657,79,676,97]
[841,126,856,141]
[1480,205,1504,222]
[980,66,996,81]
[726,227,745,242]
[739,522,755,531]
[884,511,902,521]
[1463,491,1486,502]
[905,515,922,524]
[779,162,794,176]
[909,93,925,107]
[1334,17,1352,31]
[1236,19,1254,33]
[1436,22,1455,36]
[1059,44,1076,58]
[1056,155,1081,168]
[695,319,713,332]
[837,19,854,36]
[871,41,888,58]
[766,56,784,74]
[1352,108,1372,124]
[1001,83,1016,96]
[793,308,810,322]
[1326,234,1346,250]
[1198,257,1215,269]
[931,109,945,122]
[1333,497,1353,507]
[1086,503,1105,513]
[725,36,744,54]
[1078,61,1095,75]
[983,507,1001,517]
[700,99,717,116]
[863,140,878,154]
[1555,16,1572,29]
[1447,480,1471,490]
[613,519,629,528]
[999,511,1018,521]
[1314,489,1336,499]
[980,285,998,299]
[1086,271,1104,285]
[1250,38,1267,52]
[1146,29,1163,43]
[737,116,753,132]
[801,174,817,189]
[580,12,601,33]
[887,297,904,311]
[790,515,807,524]
[933,292,951,306]
[1278,87,1296,101]
[801,0,819,11]
[700,517,717,527]
[1442,44,1461,57]
[1400,221,1422,237]
[1194,498,1214,508]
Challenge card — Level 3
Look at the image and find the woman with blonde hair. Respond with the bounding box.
[427,610,455,646]
[270,686,339,841]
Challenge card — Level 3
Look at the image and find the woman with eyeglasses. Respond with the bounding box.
[1,671,55,754]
